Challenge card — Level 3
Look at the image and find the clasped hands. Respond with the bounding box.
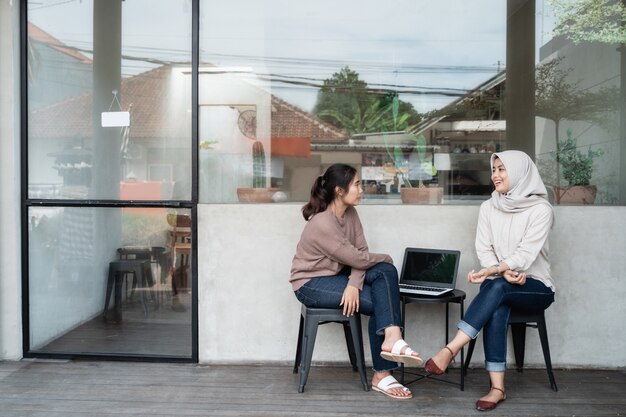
[468,266,526,285]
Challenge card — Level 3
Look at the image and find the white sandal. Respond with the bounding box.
[371,375,413,400]
[380,339,424,366]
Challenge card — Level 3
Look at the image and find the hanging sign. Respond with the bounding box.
[101,111,130,127]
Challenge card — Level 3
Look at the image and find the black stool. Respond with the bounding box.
[117,248,153,299]
[293,305,369,393]
[103,259,154,321]
[118,246,168,308]
[463,309,558,391]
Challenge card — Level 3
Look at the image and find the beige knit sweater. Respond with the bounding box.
[476,199,555,291]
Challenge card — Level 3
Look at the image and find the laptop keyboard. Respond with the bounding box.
[399,284,443,292]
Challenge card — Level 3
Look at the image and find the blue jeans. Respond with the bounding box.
[458,277,555,372]
[294,262,402,372]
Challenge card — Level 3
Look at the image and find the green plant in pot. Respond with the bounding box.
[391,96,443,204]
[383,96,442,204]
[236,140,279,203]
[396,133,443,204]
[552,129,603,204]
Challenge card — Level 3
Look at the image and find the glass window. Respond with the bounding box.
[199,0,507,204]
[27,0,192,201]
[28,206,192,357]
[535,0,624,205]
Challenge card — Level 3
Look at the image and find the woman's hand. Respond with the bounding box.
[467,268,490,284]
[503,269,526,285]
[340,285,360,316]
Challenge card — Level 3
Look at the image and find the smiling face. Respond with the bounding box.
[338,175,363,207]
[491,157,510,193]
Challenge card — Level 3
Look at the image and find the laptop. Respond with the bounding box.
[398,247,460,296]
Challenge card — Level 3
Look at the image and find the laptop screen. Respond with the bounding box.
[400,248,460,287]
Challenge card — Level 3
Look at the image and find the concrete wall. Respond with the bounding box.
[198,204,626,369]
[0,0,23,360]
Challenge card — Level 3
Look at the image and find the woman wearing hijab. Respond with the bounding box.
[424,150,555,412]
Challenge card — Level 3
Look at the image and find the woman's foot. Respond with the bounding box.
[475,387,506,411]
[380,339,423,366]
[371,372,412,400]
[424,346,455,375]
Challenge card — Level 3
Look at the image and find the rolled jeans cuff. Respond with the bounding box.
[372,364,400,373]
[485,360,506,372]
[376,323,403,337]
[457,320,480,339]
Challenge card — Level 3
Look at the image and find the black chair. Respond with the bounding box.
[463,309,558,391]
[118,246,170,309]
[117,248,153,296]
[293,305,369,393]
[103,259,154,322]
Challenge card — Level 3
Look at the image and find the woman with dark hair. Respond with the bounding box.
[290,163,422,400]
[424,150,555,412]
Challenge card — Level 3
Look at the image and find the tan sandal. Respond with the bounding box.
[371,375,413,400]
[380,339,424,367]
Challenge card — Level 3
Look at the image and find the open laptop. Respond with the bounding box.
[398,247,460,296]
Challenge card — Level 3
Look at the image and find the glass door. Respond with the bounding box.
[25,0,195,359]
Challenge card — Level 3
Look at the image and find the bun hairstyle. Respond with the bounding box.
[302,163,357,220]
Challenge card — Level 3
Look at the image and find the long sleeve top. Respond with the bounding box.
[290,206,392,291]
[475,199,555,291]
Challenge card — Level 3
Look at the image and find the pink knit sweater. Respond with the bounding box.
[290,207,392,291]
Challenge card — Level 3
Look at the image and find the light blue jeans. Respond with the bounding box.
[294,262,402,372]
[458,277,554,372]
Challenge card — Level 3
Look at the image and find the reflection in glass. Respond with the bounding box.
[27,0,192,201]
[26,0,194,360]
[535,0,623,205]
[28,206,192,357]
[199,0,507,203]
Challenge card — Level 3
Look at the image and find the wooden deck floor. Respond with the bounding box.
[0,360,624,416]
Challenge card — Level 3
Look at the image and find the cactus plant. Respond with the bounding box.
[237,140,278,203]
[252,140,266,188]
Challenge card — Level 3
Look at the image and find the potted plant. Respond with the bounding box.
[553,129,603,204]
[380,96,442,204]
[397,133,443,204]
[236,140,279,203]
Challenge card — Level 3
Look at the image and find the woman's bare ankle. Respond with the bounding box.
[432,346,454,369]
[480,386,505,401]
[381,327,403,349]
[371,370,391,384]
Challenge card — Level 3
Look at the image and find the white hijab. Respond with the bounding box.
[489,150,552,213]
